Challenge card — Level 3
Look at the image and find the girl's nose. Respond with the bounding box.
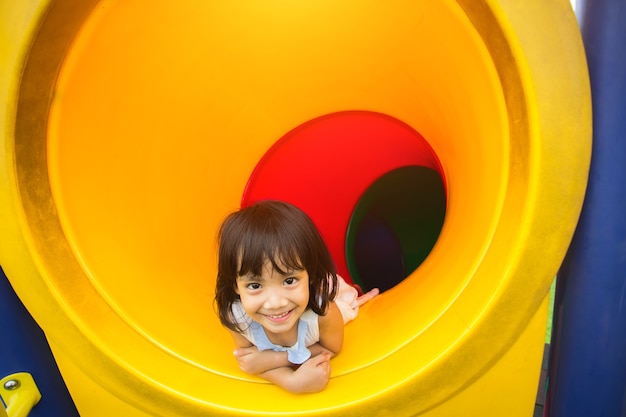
[264,289,288,310]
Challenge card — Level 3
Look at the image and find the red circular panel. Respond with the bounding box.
[242,110,442,285]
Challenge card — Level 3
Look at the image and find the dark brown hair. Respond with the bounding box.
[214,200,338,332]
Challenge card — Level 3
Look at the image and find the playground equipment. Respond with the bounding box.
[1,1,590,416]
[0,372,41,417]
[0,266,78,417]
[545,1,626,416]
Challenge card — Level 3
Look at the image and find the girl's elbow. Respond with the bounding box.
[327,341,343,357]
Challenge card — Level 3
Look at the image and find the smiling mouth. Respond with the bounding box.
[264,309,293,322]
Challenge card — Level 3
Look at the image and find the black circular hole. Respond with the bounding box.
[346,166,447,292]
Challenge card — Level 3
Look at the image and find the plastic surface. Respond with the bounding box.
[0,1,590,416]
[0,372,41,417]
[0,268,79,417]
[545,1,626,416]
[241,111,442,289]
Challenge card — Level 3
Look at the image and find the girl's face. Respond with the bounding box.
[235,259,310,346]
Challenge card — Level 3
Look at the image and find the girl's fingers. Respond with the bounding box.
[233,347,252,357]
[311,352,331,366]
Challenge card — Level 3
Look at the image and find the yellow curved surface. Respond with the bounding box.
[0,1,590,416]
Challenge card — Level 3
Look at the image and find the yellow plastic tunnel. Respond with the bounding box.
[0,1,590,416]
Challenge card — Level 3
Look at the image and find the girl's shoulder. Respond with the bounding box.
[230,301,255,343]
[301,309,320,347]
[300,308,319,326]
[231,301,253,327]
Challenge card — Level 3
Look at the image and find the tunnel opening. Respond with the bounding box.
[346,166,447,293]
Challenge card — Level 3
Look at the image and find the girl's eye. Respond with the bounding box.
[284,277,297,286]
[246,282,262,291]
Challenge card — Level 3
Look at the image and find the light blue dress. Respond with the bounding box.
[231,302,320,365]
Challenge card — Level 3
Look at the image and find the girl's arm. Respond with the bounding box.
[258,352,331,393]
[317,301,344,356]
[234,342,332,375]
[229,330,290,375]
[229,330,333,393]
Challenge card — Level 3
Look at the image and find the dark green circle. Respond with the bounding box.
[345,166,446,292]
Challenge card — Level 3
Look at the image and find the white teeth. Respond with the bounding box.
[268,311,289,319]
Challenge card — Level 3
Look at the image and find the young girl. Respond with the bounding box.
[215,200,378,393]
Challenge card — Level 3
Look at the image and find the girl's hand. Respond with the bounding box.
[256,352,331,393]
[234,346,289,375]
[233,346,262,374]
[291,352,332,393]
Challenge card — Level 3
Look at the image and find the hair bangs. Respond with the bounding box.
[236,217,305,279]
